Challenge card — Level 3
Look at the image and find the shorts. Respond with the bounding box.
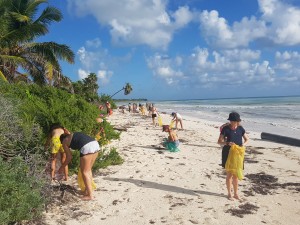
[152,114,157,118]
[50,136,64,154]
[80,140,100,157]
[221,145,230,168]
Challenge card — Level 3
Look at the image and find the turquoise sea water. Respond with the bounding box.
[152,96,300,138]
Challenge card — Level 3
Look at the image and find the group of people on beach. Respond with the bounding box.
[46,102,248,201]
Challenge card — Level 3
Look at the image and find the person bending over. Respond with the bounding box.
[58,132,100,201]
[45,123,70,181]
[162,125,180,152]
[171,112,183,129]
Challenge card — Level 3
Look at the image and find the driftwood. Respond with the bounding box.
[114,127,128,131]
[261,132,300,147]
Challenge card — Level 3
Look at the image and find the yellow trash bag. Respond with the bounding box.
[158,116,163,127]
[77,169,97,191]
[170,120,175,129]
[95,132,101,141]
[225,144,245,180]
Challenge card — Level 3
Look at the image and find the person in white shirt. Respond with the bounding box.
[171,112,183,129]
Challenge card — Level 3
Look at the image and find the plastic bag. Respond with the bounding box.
[158,116,163,126]
[77,169,97,191]
[225,144,245,180]
[170,120,175,129]
[163,138,180,152]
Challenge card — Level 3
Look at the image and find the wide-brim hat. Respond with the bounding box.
[227,112,241,122]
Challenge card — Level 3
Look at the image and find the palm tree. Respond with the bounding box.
[110,83,133,98]
[0,0,74,85]
[72,73,100,102]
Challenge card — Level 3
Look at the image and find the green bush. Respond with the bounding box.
[0,95,45,159]
[0,95,48,224]
[0,82,99,135]
[94,147,124,170]
[0,81,124,223]
[0,81,122,173]
[0,157,45,225]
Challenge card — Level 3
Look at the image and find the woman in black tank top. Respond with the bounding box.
[58,132,100,201]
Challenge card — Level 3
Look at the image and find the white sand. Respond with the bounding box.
[43,110,300,225]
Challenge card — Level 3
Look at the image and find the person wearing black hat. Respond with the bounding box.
[217,112,249,200]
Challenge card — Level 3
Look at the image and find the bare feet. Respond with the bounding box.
[81,195,93,201]
[233,194,240,200]
[227,195,234,201]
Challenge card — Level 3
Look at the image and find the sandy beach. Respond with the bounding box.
[43,110,300,225]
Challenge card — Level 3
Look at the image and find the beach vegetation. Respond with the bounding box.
[0,0,74,86]
[0,95,47,224]
[0,157,45,224]
[0,81,123,223]
[72,72,100,103]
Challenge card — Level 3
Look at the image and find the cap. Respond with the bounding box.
[171,112,175,116]
[227,112,241,122]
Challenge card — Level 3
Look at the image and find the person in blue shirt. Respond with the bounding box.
[218,112,249,200]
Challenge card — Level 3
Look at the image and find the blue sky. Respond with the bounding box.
[40,0,300,100]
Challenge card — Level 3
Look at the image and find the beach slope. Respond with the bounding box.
[43,111,300,225]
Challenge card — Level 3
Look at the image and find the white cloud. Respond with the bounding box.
[78,68,89,80]
[67,0,194,49]
[146,53,184,84]
[146,48,300,89]
[274,51,300,83]
[76,40,113,84]
[259,0,300,45]
[85,38,102,48]
[199,0,300,48]
[97,70,113,85]
[77,68,113,85]
[76,38,134,85]
[199,10,267,48]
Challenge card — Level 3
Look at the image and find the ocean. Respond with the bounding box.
[151,96,300,139]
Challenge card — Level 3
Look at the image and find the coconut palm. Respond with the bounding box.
[0,0,74,85]
[110,83,133,98]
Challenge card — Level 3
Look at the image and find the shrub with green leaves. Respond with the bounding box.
[0,95,48,224]
[0,157,45,225]
[94,147,124,170]
[0,82,120,145]
[0,81,122,174]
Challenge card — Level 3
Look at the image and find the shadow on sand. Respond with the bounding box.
[104,177,226,198]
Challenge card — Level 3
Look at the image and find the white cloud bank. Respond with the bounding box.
[199,0,300,48]
[67,0,194,49]
[147,47,300,90]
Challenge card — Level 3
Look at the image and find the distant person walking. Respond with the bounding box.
[218,112,249,201]
[151,104,158,126]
